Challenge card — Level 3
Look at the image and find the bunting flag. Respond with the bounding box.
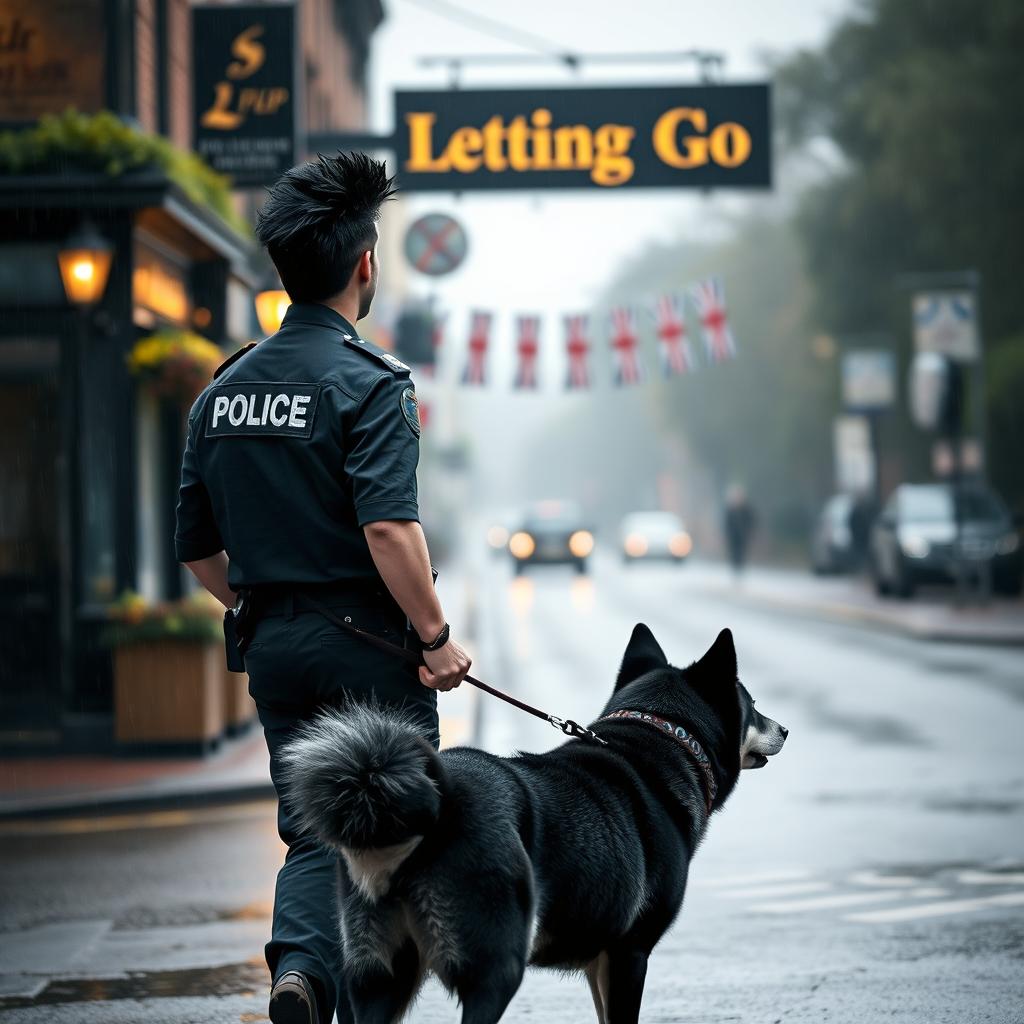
[514,315,541,389]
[691,277,736,363]
[609,306,643,386]
[564,314,591,390]
[462,310,491,386]
[654,294,694,377]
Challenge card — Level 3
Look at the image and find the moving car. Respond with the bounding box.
[870,483,1022,597]
[507,501,594,575]
[620,511,692,564]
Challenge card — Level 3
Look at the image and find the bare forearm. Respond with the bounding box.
[184,551,234,609]
[362,520,445,640]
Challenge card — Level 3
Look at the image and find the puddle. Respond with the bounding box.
[0,960,268,1010]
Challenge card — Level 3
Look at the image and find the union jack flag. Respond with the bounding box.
[609,306,643,387]
[564,314,590,390]
[690,277,736,363]
[653,294,694,377]
[514,315,541,390]
[462,311,491,386]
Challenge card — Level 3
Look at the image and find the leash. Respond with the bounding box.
[298,594,608,746]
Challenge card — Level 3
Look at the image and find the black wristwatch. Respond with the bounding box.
[422,622,450,652]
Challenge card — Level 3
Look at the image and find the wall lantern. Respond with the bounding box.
[255,273,290,336]
[58,222,114,306]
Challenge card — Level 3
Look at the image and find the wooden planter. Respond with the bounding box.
[114,640,225,753]
[223,665,257,735]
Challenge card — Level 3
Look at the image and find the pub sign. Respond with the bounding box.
[192,3,295,187]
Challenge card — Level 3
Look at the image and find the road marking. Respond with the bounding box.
[848,871,919,888]
[703,868,812,888]
[957,870,1024,886]
[751,887,947,914]
[719,881,832,900]
[846,891,1024,924]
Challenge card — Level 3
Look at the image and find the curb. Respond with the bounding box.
[0,779,276,825]
[692,581,1024,647]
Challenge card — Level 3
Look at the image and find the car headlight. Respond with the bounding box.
[996,533,1020,556]
[569,530,594,558]
[487,525,510,549]
[624,533,648,557]
[669,532,692,557]
[509,531,535,559]
[899,533,931,559]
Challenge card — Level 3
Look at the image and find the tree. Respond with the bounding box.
[775,0,1024,504]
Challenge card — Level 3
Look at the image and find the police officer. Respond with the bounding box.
[175,152,471,1024]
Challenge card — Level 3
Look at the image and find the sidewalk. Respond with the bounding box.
[686,562,1024,645]
[0,728,274,821]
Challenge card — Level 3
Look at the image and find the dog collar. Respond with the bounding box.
[598,709,719,812]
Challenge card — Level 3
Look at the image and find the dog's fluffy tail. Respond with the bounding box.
[278,705,445,851]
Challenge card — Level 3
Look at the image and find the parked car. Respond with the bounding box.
[811,493,876,574]
[507,501,594,575]
[620,511,692,564]
[870,483,1023,597]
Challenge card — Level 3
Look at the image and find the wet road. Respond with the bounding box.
[2,555,1023,1022]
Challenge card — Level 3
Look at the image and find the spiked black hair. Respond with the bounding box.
[255,151,398,303]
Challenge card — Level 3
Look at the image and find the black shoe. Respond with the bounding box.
[269,970,319,1024]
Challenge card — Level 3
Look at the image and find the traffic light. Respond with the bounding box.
[394,308,436,368]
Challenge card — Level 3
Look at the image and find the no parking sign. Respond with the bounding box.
[404,213,468,277]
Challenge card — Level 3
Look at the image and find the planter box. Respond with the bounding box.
[223,665,257,735]
[114,641,225,753]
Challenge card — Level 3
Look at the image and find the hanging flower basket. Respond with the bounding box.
[128,330,224,404]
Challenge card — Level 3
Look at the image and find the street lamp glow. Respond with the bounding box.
[255,288,291,335]
[58,222,114,306]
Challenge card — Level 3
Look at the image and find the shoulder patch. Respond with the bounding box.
[343,335,411,375]
[400,386,421,438]
[213,342,257,379]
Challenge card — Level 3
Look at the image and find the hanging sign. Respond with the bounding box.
[394,84,770,191]
[192,3,296,186]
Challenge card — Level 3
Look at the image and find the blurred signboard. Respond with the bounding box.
[912,290,979,361]
[404,213,468,276]
[841,349,895,411]
[192,3,295,187]
[834,415,874,494]
[393,84,770,191]
[0,0,105,121]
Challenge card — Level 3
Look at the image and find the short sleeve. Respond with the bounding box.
[344,374,421,526]
[174,414,224,562]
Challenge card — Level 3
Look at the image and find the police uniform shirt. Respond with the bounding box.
[175,303,422,589]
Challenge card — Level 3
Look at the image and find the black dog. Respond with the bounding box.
[280,624,787,1024]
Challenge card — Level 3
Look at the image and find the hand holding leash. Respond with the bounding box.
[420,634,472,692]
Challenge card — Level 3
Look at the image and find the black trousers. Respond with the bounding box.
[243,599,439,1024]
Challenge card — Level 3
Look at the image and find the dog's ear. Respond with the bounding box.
[615,623,668,690]
[696,628,737,683]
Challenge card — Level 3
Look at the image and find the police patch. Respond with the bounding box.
[204,382,321,439]
[401,387,421,437]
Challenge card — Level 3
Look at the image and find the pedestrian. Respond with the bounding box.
[723,483,756,576]
[174,151,471,1024]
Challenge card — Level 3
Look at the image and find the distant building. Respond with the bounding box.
[0,0,385,752]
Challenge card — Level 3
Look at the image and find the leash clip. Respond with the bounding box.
[549,716,609,746]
